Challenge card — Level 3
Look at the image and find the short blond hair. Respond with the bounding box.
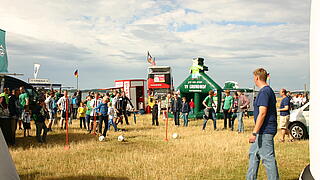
[253,68,268,82]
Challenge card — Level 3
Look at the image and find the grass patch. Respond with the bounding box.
[10,114,309,180]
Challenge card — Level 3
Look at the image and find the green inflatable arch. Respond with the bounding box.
[177,62,223,119]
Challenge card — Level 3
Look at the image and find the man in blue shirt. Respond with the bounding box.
[278,89,293,142]
[247,68,279,180]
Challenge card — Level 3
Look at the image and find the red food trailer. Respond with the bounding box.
[114,79,147,111]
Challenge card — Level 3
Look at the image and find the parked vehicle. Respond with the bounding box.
[289,102,309,139]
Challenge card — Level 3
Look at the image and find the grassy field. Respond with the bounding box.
[10,114,309,180]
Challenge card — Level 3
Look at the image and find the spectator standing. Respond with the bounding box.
[21,106,31,137]
[222,90,233,130]
[19,86,29,130]
[181,97,190,127]
[230,92,238,131]
[85,96,92,131]
[32,99,48,143]
[57,91,72,129]
[152,100,159,126]
[237,90,250,133]
[0,95,12,145]
[90,93,102,135]
[171,93,182,126]
[77,102,87,129]
[119,92,134,125]
[71,92,79,119]
[189,98,195,115]
[247,68,279,180]
[202,90,217,130]
[45,92,55,131]
[278,89,293,142]
[8,89,20,145]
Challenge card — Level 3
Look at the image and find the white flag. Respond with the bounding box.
[34,63,40,79]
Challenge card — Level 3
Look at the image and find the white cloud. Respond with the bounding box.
[0,0,310,90]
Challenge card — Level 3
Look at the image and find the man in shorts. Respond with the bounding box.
[278,88,293,142]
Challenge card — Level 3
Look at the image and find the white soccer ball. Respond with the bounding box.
[118,135,125,142]
[172,133,179,139]
[99,135,105,142]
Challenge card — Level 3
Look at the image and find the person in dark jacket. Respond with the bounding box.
[0,95,12,145]
[119,92,134,125]
[152,100,159,126]
[32,99,48,143]
[181,97,190,127]
[171,93,182,126]
[8,89,20,145]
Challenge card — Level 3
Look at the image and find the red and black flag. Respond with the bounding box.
[74,69,78,78]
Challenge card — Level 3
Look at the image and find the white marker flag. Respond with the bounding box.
[34,63,40,79]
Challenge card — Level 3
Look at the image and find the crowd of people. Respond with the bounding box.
[152,89,251,134]
[0,81,309,149]
[0,87,135,146]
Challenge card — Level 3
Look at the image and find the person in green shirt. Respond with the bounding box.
[19,86,29,109]
[202,90,217,130]
[85,95,92,132]
[222,90,233,130]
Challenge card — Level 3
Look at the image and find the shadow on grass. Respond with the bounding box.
[13,131,96,150]
[20,173,129,180]
[44,176,129,180]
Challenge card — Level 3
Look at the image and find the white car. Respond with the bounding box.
[289,102,309,139]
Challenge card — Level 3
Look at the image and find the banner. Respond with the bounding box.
[34,63,40,79]
[0,29,8,72]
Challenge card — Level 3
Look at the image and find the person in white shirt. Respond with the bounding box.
[45,92,55,131]
[57,91,71,130]
[89,93,101,134]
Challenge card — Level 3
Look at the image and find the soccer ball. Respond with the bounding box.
[118,135,125,142]
[99,136,105,142]
[172,133,179,139]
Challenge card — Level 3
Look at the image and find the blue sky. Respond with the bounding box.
[0,0,310,90]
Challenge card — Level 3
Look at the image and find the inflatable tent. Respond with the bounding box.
[177,58,223,118]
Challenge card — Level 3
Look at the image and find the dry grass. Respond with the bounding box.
[10,114,309,180]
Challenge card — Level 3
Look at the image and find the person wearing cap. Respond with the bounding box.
[222,90,233,130]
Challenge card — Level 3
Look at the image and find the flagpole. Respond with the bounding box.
[77,76,79,90]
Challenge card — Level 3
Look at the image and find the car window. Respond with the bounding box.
[304,105,309,111]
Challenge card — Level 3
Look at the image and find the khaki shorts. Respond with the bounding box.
[279,115,290,129]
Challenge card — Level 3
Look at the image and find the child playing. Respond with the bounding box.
[102,102,118,137]
[77,102,87,129]
[21,106,31,137]
[95,97,108,134]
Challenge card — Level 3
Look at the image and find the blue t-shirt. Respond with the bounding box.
[253,86,277,135]
[96,103,108,116]
[280,96,290,116]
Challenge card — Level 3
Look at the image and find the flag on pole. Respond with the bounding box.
[0,29,8,73]
[147,51,153,64]
[74,69,78,78]
[34,63,40,79]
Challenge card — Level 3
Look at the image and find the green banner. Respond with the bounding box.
[0,29,8,73]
